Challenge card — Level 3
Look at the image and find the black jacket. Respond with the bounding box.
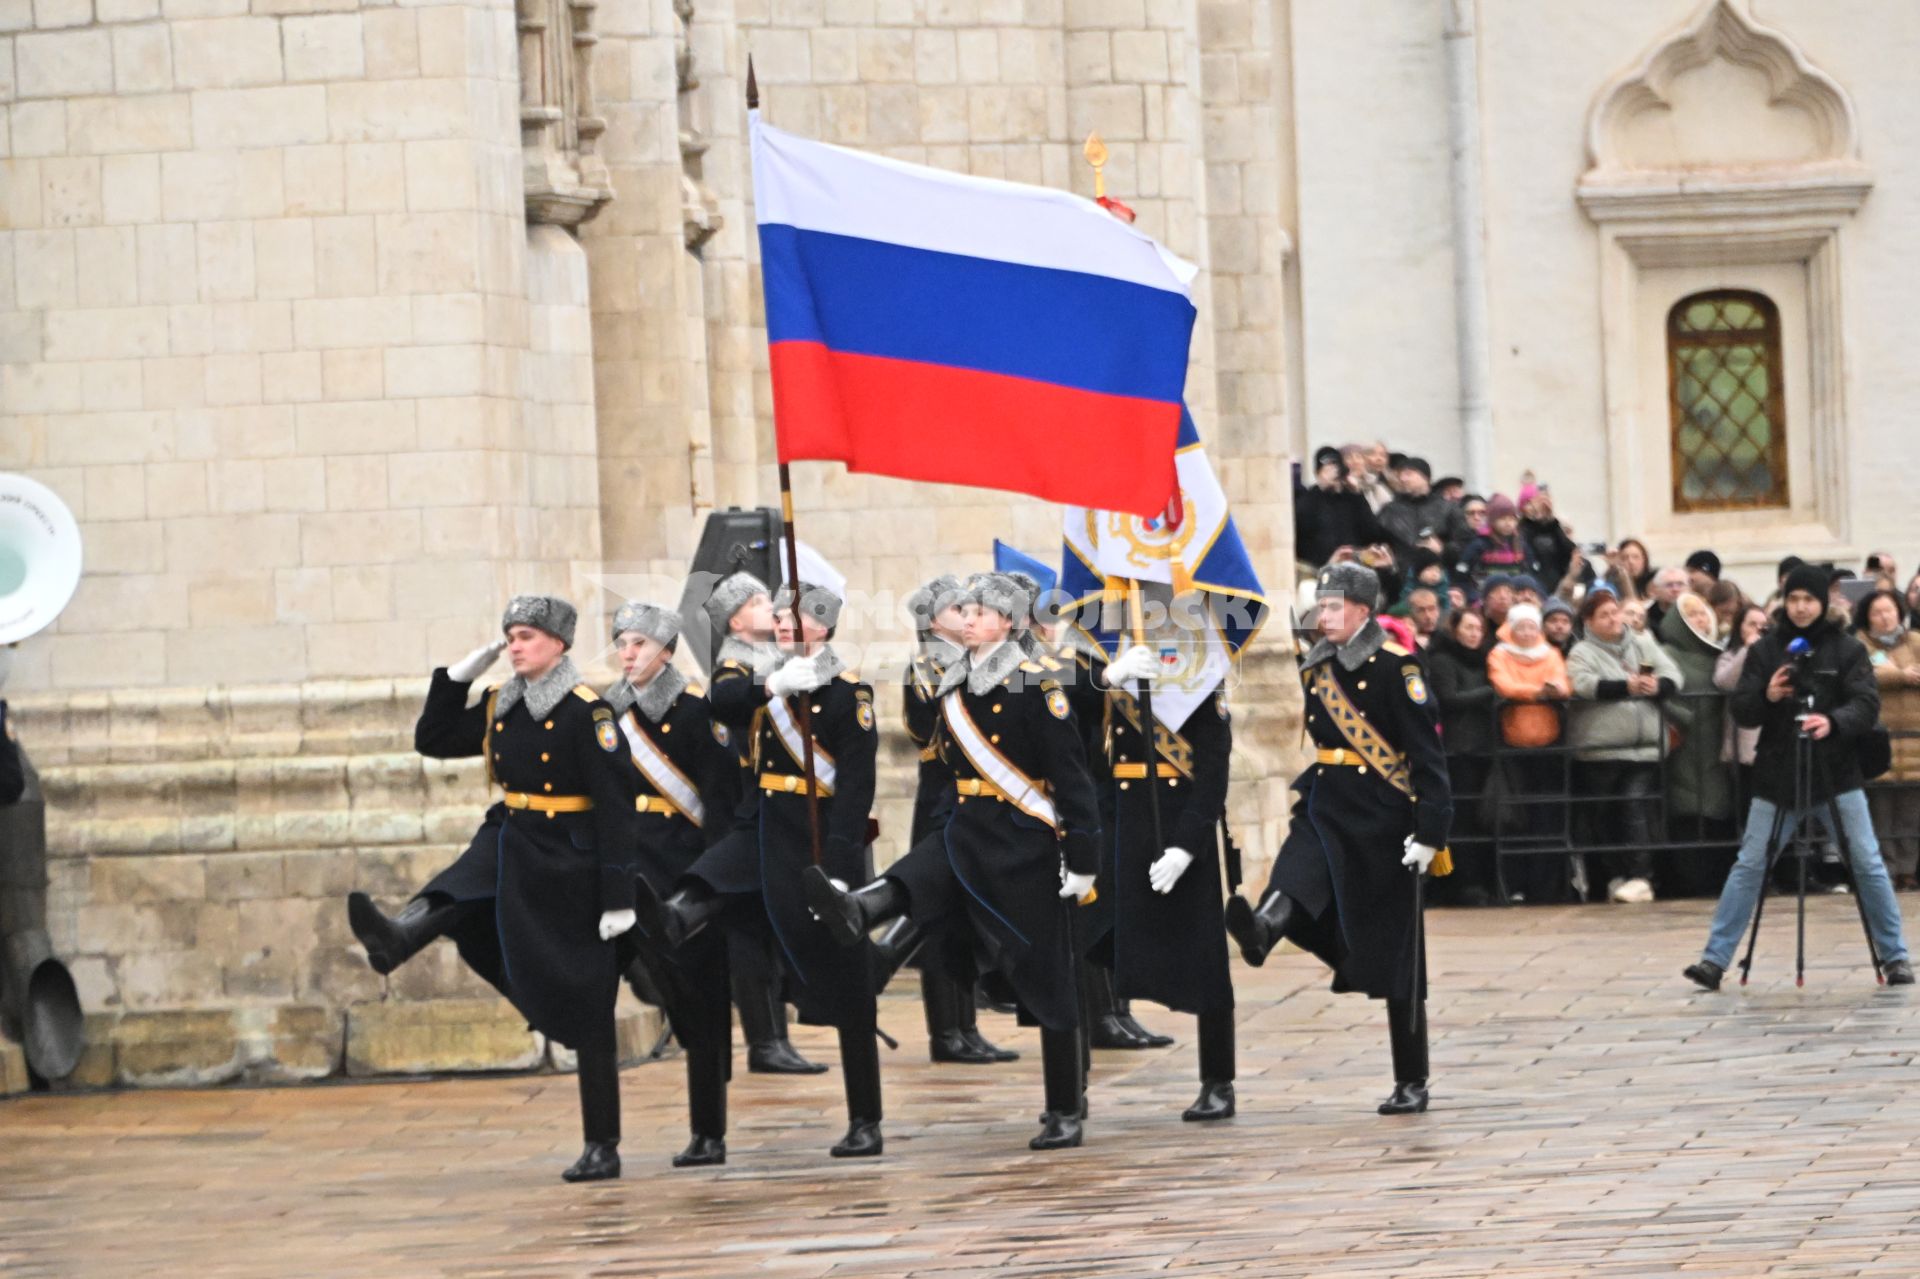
[1295,483,1386,567]
[1427,631,1495,758]
[1379,492,1470,565]
[1731,614,1879,807]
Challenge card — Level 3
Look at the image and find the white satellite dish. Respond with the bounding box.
[0,474,83,645]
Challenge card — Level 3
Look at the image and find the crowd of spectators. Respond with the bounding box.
[1293,441,1920,907]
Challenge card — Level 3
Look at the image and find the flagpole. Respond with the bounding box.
[754,59,826,869]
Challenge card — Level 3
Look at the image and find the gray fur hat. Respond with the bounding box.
[501,594,577,647]
[905,573,964,633]
[611,601,680,646]
[960,571,1032,624]
[1313,562,1382,610]
[772,580,843,631]
[703,571,769,632]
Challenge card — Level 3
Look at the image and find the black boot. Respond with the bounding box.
[635,879,724,951]
[804,867,907,948]
[346,892,469,976]
[870,916,925,994]
[562,1140,621,1182]
[734,962,827,1075]
[1223,891,1293,968]
[832,1022,885,1157]
[954,983,1018,1063]
[1114,1000,1174,1049]
[1082,962,1154,1050]
[1183,1010,1236,1121]
[925,973,1000,1064]
[672,1134,725,1168]
[1682,959,1724,991]
[1381,998,1430,1115]
[1031,1027,1085,1150]
[566,1048,622,1181]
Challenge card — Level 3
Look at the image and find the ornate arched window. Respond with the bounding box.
[1667,289,1788,512]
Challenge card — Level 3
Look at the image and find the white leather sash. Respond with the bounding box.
[767,695,837,794]
[620,713,705,826]
[940,692,1057,830]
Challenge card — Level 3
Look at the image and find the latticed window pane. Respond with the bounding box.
[1668,290,1788,512]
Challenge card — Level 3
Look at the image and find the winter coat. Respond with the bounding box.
[1427,630,1495,757]
[1460,533,1542,584]
[1565,630,1681,764]
[1731,614,1879,808]
[1294,483,1386,569]
[1486,631,1567,748]
[1715,646,1761,767]
[1861,628,1920,783]
[1658,604,1733,820]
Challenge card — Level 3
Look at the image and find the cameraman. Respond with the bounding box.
[1683,565,1913,989]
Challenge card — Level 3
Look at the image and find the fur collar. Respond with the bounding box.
[494,656,584,720]
[1302,618,1386,673]
[940,639,1025,697]
[717,637,781,677]
[605,663,688,724]
[920,635,965,673]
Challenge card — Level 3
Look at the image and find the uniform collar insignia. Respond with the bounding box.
[919,635,965,674]
[1302,619,1386,673]
[606,664,687,724]
[717,637,781,676]
[952,639,1024,697]
[496,655,583,720]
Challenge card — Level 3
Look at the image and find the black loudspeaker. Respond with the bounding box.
[676,507,784,675]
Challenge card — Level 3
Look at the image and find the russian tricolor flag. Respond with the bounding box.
[752,116,1199,519]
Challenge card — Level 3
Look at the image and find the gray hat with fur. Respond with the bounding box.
[772,580,843,631]
[1313,562,1382,610]
[905,573,964,633]
[960,571,1032,624]
[502,594,578,648]
[703,571,769,632]
[611,601,680,646]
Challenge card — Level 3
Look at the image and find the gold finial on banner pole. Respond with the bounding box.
[1082,131,1108,200]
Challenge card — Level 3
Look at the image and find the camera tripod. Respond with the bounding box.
[1737,705,1885,988]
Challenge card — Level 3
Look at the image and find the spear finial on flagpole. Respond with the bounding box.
[746,55,758,110]
[1082,131,1107,200]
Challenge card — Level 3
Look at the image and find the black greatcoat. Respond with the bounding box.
[1044,643,1120,957]
[681,662,879,1029]
[887,655,1102,1032]
[1103,688,1234,1015]
[615,683,739,1055]
[414,668,640,1052]
[1265,636,1452,1001]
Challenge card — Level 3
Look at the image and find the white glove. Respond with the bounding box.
[1103,644,1159,688]
[1401,836,1439,875]
[597,909,637,940]
[766,659,825,699]
[1148,846,1193,895]
[1060,870,1097,901]
[448,639,505,682]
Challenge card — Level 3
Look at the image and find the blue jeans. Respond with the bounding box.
[1702,789,1911,969]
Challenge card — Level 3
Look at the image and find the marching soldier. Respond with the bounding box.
[1225,563,1452,1115]
[878,573,1018,1064]
[604,602,739,1167]
[345,596,643,1181]
[636,580,887,1158]
[1086,638,1239,1120]
[704,572,829,1077]
[805,572,1102,1151]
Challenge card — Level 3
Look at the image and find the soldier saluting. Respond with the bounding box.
[1225,562,1452,1115]
[345,596,642,1182]
[805,572,1102,1151]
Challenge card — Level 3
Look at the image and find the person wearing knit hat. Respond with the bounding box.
[803,574,1106,1151]
[1541,595,1577,655]
[1225,559,1454,1116]
[1459,493,1543,587]
[884,573,1020,1066]
[347,599,644,1181]
[1684,550,1722,596]
[1683,561,1913,990]
[638,570,891,1158]
[601,599,739,1169]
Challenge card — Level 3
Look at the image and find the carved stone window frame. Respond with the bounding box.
[1576,0,1871,559]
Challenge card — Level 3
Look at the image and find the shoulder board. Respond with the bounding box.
[1382,641,1412,657]
[716,660,746,673]
[1019,661,1046,674]
[838,670,859,683]
[1040,655,1064,671]
[1039,678,1063,694]
[686,682,705,697]
[571,684,598,701]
